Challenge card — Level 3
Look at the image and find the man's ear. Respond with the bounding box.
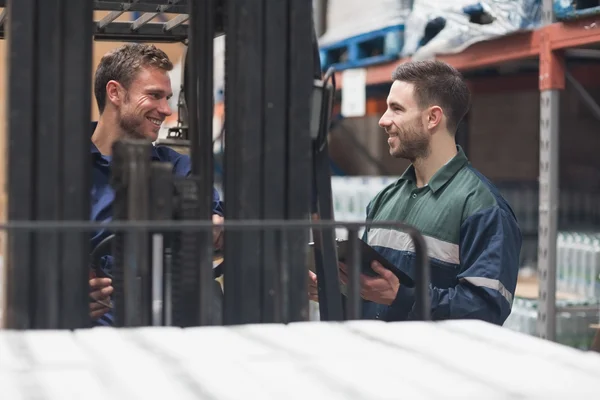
[425,106,444,130]
[105,80,124,108]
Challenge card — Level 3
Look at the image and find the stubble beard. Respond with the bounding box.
[119,110,146,140]
[118,92,147,140]
[390,121,430,162]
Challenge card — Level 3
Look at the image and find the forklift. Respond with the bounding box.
[0,0,430,330]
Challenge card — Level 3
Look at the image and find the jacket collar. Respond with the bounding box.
[397,145,469,193]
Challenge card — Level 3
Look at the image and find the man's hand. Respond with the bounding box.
[212,214,224,250]
[89,277,113,320]
[308,270,319,302]
[339,261,400,305]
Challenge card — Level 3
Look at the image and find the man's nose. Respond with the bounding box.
[379,114,391,128]
[159,98,172,117]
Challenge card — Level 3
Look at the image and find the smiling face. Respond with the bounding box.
[378,80,431,162]
[116,66,173,142]
[94,44,174,142]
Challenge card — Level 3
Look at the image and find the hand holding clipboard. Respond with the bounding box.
[307,238,414,299]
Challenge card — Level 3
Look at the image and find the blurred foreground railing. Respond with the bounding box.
[0,219,429,330]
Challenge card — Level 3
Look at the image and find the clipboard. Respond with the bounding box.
[308,238,415,288]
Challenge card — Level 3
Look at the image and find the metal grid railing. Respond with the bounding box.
[1,219,430,330]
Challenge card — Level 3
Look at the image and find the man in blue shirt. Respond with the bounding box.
[89,43,224,325]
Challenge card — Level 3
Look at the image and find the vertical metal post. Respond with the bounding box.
[411,227,431,321]
[262,0,288,323]
[188,0,215,326]
[223,0,314,323]
[111,141,151,327]
[171,178,204,327]
[33,0,63,329]
[5,0,37,330]
[538,90,559,341]
[125,143,151,327]
[345,229,361,320]
[537,0,563,342]
[110,144,128,327]
[310,22,344,321]
[223,0,264,324]
[149,163,174,326]
[286,0,313,322]
[223,0,240,324]
[60,0,93,330]
[312,141,344,321]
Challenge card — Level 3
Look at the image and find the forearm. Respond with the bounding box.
[386,283,510,325]
[422,284,508,325]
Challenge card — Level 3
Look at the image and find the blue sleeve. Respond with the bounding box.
[171,152,224,217]
[395,207,521,325]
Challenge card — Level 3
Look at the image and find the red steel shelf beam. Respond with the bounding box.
[334,14,600,89]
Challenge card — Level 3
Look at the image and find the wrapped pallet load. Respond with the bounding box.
[318,0,413,70]
[403,0,542,60]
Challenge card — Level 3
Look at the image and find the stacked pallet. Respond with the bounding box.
[318,0,412,70]
[1,320,600,398]
[555,0,600,20]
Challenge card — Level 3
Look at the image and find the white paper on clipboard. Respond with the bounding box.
[341,68,367,118]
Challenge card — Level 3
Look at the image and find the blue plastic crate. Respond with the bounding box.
[319,24,404,72]
[554,0,600,21]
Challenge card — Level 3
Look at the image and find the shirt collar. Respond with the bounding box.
[397,145,469,193]
[90,121,161,161]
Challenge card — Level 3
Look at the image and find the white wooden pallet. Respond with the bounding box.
[1,320,600,399]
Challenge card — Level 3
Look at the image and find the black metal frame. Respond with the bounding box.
[60,0,94,330]
[188,0,216,326]
[224,0,267,324]
[286,0,315,322]
[5,0,36,330]
[5,0,92,330]
[0,1,227,42]
[3,0,432,329]
[34,0,63,329]
[112,141,153,327]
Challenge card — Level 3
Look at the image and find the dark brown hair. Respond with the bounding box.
[94,43,173,113]
[392,60,471,133]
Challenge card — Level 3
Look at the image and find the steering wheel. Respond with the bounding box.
[89,234,115,279]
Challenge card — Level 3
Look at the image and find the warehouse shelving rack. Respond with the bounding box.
[330,0,600,342]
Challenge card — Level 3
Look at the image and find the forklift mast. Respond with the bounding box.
[1,0,430,329]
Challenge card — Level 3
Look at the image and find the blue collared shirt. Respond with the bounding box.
[90,123,224,326]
